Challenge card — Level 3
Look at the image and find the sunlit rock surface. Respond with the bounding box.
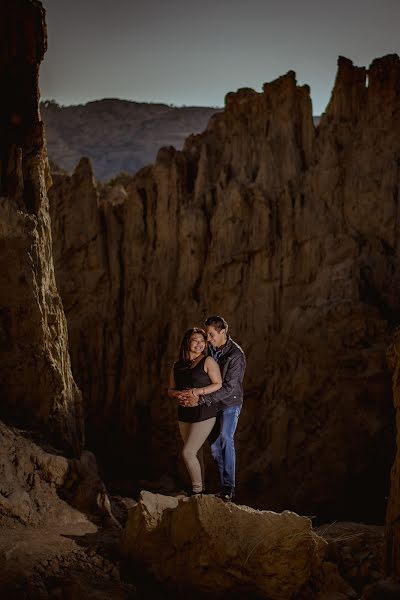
[121,490,326,599]
[0,419,95,528]
[0,0,83,454]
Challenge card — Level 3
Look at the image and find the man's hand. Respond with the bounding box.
[177,389,199,407]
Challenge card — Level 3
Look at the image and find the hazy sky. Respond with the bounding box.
[40,0,399,115]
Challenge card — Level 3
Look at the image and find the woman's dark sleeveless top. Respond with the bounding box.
[174,356,218,423]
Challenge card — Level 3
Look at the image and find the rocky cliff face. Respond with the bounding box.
[385,330,400,578]
[41,99,219,181]
[4,1,388,598]
[49,55,400,520]
[0,0,83,455]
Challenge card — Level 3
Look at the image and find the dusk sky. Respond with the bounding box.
[40,0,399,115]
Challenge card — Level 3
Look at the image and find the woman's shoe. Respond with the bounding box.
[188,489,205,496]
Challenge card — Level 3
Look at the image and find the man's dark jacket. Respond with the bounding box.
[199,336,246,408]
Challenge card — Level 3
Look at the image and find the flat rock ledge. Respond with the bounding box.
[120,491,326,599]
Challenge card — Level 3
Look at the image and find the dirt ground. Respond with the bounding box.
[0,519,137,599]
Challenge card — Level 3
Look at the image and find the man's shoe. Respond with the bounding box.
[219,486,235,502]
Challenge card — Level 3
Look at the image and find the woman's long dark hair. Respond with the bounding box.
[176,327,207,368]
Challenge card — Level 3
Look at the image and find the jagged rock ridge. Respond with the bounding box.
[50,55,400,521]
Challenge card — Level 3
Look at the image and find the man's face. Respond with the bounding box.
[206,326,226,348]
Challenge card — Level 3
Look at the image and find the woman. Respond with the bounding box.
[168,327,222,495]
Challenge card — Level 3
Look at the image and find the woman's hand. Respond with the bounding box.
[177,389,199,407]
[175,390,189,406]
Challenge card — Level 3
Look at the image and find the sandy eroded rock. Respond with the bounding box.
[0,420,84,527]
[0,419,119,528]
[0,0,83,455]
[120,490,326,599]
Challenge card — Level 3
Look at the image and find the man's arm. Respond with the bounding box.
[199,353,246,406]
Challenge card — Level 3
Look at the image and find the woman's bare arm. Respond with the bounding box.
[202,356,222,393]
[189,356,222,396]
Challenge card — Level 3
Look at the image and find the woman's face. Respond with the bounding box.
[189,333,206,355]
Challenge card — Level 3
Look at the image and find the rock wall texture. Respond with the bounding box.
[0,0,83,454]
[0,419,102,528]
[49,55,400,520]
[41,99,219,181]
[385,329,400,579]
[0,416,123,532]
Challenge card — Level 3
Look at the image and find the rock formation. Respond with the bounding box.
[0,418,139,599]
[0,416,360,599]
[0,0,83,454]
[317,521,384,593]
[0,420,107,528]
[121,490,327,599]
[385,329,400,579]
[49,55,400,521]
[1,0,399,597]
[41,99,219,181]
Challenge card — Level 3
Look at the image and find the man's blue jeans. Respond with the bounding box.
[210,405,241,489]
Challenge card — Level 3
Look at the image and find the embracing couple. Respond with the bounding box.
[168,315,246,501]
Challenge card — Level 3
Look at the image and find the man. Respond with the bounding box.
[180,315,246,501]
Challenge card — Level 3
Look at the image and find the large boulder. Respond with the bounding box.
[120,491,326,599]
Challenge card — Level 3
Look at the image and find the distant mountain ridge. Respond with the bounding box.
[41,98,220,181]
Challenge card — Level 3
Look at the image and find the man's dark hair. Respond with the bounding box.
[204,315,228,333]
